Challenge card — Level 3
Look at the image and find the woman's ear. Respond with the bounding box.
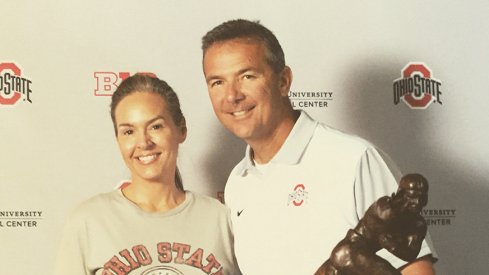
[179,118,187,143]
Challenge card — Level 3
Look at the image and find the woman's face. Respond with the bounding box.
[114,91,186,183]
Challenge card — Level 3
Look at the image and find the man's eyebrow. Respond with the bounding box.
[205,74,221,83]
[205,67,258,83]
[237,67,257,75]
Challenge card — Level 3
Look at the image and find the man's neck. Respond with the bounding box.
[249,110,300,164]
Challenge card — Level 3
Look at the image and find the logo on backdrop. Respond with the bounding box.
[0,62,33,106]
[421,208,456,226]
[393,63,442,109]
[289,91,333,109]
[94,72,156,96]
[0,210,43,228]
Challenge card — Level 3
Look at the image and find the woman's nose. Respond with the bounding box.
[136,131,153,149]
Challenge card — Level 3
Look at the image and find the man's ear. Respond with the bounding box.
[279,66,293,97]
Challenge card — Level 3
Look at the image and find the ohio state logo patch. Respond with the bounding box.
[393,62,442,109]
[287,184,309,206]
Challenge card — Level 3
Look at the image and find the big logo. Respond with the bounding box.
[393,63,442,109]
[0,62,33,106]
[94,72,156,96]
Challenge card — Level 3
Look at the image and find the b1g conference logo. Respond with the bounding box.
[393,63,442,109]
[94,72,156,96]
[0,62,33,106]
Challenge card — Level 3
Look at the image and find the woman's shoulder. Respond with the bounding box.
[67,190,120,222]
[188,191,229,213]
[186,191,233,228]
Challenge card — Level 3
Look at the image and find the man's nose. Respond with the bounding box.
[225,80,245,103]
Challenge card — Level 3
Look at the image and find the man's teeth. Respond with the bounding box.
[233,110,248,116]
[138,154,157,163]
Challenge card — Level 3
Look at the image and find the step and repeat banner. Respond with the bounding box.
[1,1,488,274]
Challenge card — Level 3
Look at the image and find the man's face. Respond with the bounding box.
[203,38,291,143]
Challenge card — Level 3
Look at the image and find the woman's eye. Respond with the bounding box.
[151,124,163,130]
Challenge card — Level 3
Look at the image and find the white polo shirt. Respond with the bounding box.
[225,111,435,275]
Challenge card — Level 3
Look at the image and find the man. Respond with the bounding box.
[201,19,436,274]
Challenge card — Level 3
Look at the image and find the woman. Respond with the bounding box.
[54,74,241,275]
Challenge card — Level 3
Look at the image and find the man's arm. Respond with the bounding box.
[400,256,435,275]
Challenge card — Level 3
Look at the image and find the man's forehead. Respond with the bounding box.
[203,39,268,76]
[206,37,265,55]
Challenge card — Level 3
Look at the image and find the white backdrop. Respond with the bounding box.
[1,1,488,274]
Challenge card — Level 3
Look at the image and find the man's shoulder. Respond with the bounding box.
[299,112,369,144]
[308,121,374,156]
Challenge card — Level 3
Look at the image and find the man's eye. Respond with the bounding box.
[211,80,223,87]
[243,74,255,79]
[122,129,133,135]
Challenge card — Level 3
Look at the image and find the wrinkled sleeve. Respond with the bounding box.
[53,209,91,275]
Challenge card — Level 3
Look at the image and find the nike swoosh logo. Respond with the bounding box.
[237,209,244,216]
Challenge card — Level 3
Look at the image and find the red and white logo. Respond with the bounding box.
[94,71,156,96]
[393,63,442,109]
[0,62,33,106]
[288,184,309,206]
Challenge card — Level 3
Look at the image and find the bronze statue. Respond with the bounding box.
[315,174,429,275]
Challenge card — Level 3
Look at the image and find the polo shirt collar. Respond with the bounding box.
[236,111,318,175]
